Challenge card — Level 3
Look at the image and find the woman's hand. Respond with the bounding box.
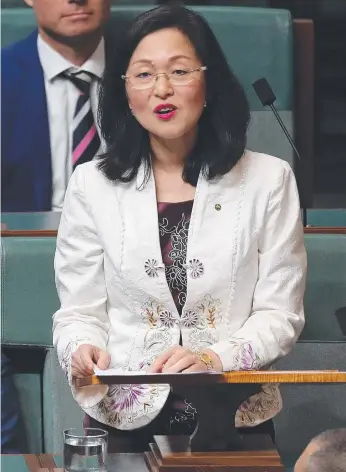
[71,344,110,378]
[147,346,222,373]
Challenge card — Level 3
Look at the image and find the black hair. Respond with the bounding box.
[98,5,250,186]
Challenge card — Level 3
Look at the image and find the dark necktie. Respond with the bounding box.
[63,71,101,169]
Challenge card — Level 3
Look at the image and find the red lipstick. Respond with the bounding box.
[154,103,177,120]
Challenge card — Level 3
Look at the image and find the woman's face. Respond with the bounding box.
[125,28,206,142]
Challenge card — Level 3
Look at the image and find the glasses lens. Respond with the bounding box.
[170,75,190,85]
[130,73,154,90]
[170,69,200,86]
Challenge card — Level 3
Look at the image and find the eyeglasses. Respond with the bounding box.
[122,66,207,91]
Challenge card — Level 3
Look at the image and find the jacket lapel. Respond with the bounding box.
[183,160,249,331]
[117,165,179,318]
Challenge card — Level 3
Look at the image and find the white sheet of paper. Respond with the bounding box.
[93,367,212,376]
[93,367,144,376]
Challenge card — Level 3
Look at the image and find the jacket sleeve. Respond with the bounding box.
[209,162,307,371]
[53,165,109,407]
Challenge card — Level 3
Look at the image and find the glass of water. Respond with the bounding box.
[63,427,108,472]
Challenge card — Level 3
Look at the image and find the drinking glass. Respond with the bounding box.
[63,427,108,472]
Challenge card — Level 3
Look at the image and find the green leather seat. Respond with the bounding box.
[1,5,294,167]
[302,234,346,341]
[0,455,30,472]
[1,236,84,454]
[307,209,346,227]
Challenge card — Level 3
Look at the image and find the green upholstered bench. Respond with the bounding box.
[1,5,294,168]
[307,209,346,227]
[2,209,346,231]
[0,232,84,454]
[0,455,30,472]
[302,233,346,341]
[1,213,345,459]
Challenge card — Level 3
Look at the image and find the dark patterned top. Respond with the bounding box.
[158,200,193,315]
[157,200,197,435]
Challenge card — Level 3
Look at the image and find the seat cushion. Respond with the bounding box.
[1,237,58,346]
[302,234,346,340]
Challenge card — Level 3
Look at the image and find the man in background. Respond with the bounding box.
[1,0,114,212]
[295,429,346,472]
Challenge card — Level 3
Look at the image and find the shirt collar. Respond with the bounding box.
[37,35,105,81]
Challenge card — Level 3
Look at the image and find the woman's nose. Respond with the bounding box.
[153,74,174,98]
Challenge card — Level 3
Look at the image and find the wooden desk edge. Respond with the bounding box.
[75,370,346,387]
[304,227,346,234]
[1,230,57,237]
[2,227,346,237]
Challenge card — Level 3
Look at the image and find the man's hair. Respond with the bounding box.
[98,4,250,186]
[307,429,346,472]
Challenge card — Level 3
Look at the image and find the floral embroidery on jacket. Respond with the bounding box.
[181,310,199,328]
[188,328,218,351]
[236,384,282,426]
[144,259,159,278]
[195,294,221,328]
[143,327,173,365]
[234,341,261,370]
[159,310,177,328]
[107,384,147,412]
[94,383,164,429]
[141,298,162,328]
[141,298,177,329]
[186,258,204,279]
[61,341,75,379]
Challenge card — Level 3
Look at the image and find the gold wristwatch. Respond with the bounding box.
[198,352,214,371]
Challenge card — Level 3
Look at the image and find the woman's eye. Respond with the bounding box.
[172,69,189,76]
[136,72,152,79]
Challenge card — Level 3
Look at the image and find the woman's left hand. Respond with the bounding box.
[147,345,222,373]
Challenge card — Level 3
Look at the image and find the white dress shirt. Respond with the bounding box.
[37,35,105,211]
[53,151,307,431]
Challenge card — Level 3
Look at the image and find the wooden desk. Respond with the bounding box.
[75,371,346,472]
[1,453,295,472]
[2,453,149,472]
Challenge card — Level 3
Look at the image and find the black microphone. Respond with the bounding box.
[252,78,307,227]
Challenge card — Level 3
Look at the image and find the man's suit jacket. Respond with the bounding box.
[2,32,52,212]
[1,25,125,213]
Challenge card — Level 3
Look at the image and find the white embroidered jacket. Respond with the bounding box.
[53,151,307,431]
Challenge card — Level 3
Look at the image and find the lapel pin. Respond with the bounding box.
[215,204,222,211]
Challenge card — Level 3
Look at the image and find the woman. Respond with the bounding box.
[53,5,307,452]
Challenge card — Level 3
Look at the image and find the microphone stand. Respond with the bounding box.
[252,78,308,227]
[270,104,307,227]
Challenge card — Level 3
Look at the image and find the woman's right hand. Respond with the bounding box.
[71,344,110,378]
